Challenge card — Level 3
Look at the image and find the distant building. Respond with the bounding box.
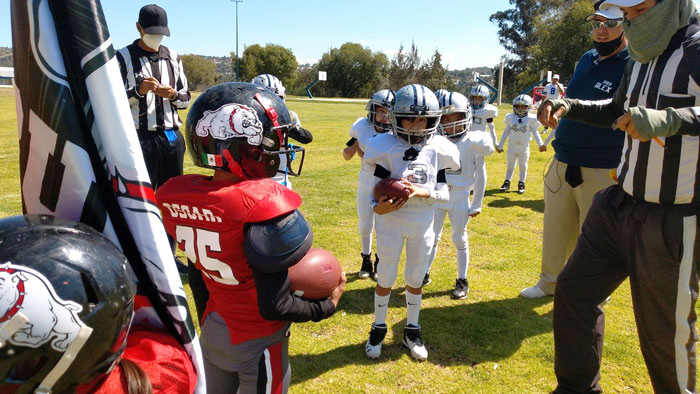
[0,67,14,87]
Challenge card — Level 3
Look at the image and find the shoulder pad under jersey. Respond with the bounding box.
[483,104,498,119]
[433,135,461,171]
[240,180,302,223]
[244,209,313,274]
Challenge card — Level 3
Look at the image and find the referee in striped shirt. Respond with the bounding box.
[116,4,190,190]
[539,0,700,392]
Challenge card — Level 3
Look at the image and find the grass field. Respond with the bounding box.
[0,87,666,393]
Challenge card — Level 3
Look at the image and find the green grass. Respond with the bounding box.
[0,88,665,393]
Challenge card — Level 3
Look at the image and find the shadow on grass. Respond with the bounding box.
[290,296,553,384]
[486,189,545,213]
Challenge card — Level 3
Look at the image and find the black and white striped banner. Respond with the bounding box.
[11,0,205,391]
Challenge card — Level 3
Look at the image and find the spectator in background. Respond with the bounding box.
[520,1,628,299]
[538,0,700,391]
[115,4,190,190]
[541,74,566,134]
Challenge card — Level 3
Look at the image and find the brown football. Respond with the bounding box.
[373,178,410,202]
[288,248,342,300]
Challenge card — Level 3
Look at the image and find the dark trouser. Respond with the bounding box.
[137,128,185,190]
[553,185,699,394]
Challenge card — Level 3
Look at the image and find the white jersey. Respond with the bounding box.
[544,82,564,100]
[350,117,384,173]
[472,104,498,146]
[498,113,543,151]
[364,133,460,208]
[445,131,494,188]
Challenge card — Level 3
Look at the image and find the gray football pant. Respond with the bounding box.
[201,311,291,394]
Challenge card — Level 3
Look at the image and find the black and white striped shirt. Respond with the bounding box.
[115,40,190,133]
[565,18,700,204]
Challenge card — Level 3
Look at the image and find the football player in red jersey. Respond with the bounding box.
[156,82,346,394]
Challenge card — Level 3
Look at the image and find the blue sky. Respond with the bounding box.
[2,0,513,70]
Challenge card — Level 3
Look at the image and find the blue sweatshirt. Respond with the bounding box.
[552,47,629,168]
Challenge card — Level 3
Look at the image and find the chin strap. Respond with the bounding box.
[0,312,28,348]
[36,325,93,394]
[222,148,247,180]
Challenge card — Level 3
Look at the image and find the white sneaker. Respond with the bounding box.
[519,285,551,299]
[403,325,428,361]
[365,323,387,359]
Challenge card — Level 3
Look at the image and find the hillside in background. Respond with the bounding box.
[0,48,12,67]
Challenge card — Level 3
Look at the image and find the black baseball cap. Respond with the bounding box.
[138,4,170,36]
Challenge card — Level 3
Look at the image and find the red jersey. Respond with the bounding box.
[156,175,301,344]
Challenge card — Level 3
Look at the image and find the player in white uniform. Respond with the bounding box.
[363,84,459,361]
[343,89,394,280]
[252,74,311,188]
[496,94,544,194]
[469,85,499,147]
[541,74,565,133]
[424,92,494,299]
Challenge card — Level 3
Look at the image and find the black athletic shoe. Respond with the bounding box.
[365,323,388,359]
[517,181,526,194]
[422,271,432,287]
[500,180,511,192]
[451,278,469,300]
[403,325,428,361]
[359,253,372,279]
[372,254,379,281]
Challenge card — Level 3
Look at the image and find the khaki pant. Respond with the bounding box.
[537,158,616,294]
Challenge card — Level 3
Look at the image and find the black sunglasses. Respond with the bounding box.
[592,20,623,30]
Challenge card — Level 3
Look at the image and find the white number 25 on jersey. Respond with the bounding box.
[176,225,239,285]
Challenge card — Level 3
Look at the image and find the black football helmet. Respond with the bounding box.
[0,215,136,394]
[186,82,304,179]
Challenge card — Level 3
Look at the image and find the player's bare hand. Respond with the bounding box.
[469,212,480,218]
[342,144,357,161]
[374,196,405,215]
[539,145,547,152]
[399,179,430,199]
[538,102,565,129]
[138,77,159,95]
[615,112,649,141]
[496,148,503,153]
[329,272,347,308]
[153,84,177,99]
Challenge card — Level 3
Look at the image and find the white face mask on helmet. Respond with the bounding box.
[142,34,164,50]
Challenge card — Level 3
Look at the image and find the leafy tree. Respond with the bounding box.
[418,50,456,92]
[235,44,298,87]
[316,42,389,98]
[180,54,216,90]
[388,42,420,89]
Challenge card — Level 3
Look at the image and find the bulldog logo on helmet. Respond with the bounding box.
[0,262,86,352]
[195,103,264,145]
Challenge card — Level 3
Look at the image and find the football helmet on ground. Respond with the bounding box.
[390,84,441,147]
[512,94,533,118]
[366,89,394,133]
[469,84,491,110]
[0,215,136,394]
[186,82,305,179]
[438,92,472,141]
[251,74,286,101]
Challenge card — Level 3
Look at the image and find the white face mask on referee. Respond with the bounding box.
[142,34,165,51]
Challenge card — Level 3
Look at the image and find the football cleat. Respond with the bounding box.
[519,285,551,299]
[518,182,526,194]
[365,323,388,359]
[403,325,428,361]
[422,271,432,287]
[500,180,511,192]
[451,278,469,300]
[359,253,372,279]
